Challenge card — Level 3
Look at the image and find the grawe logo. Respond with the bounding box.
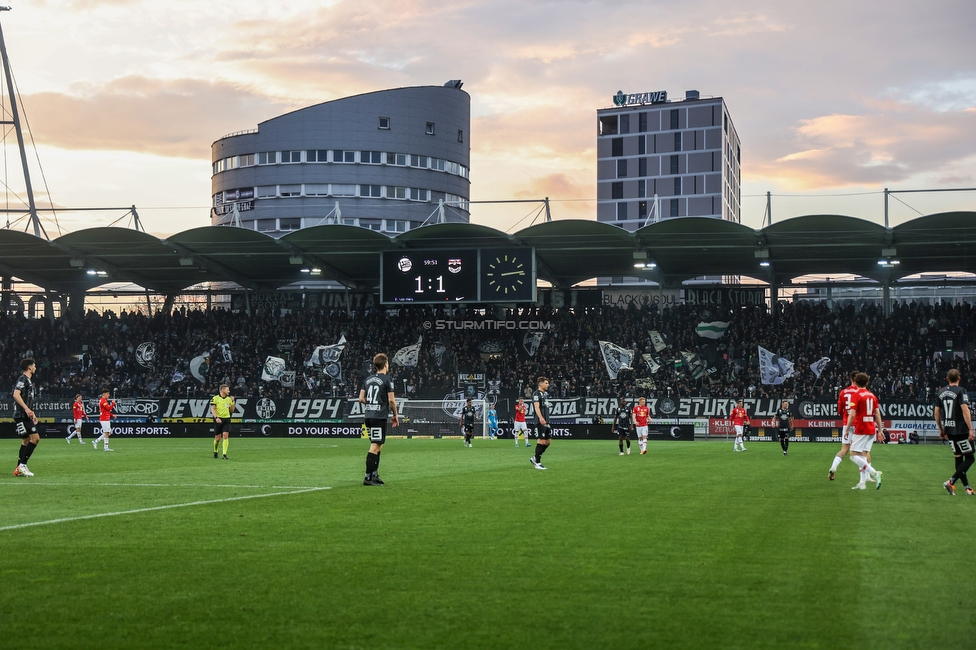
[613,90,627,106]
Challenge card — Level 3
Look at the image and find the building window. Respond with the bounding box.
[307,150,329,163]
[280,151,302,164]
[616,159,628,178]
[620,114,630,134]
[639,157,647,177]
[360,219,382,231]
[410,155,428,168]
[674,177,681,195]
[426,122,435,135]
[388,186,407,200]
[638,179,646,198]
[279,184,301,197]
[670,155,679,175]
[616,202,628,221]
[639,201,648,220]
[410,188,429,201]
[724,113,728,133]
[280,218,301,231]
[674,132,682,152]
[386,219,408,233]
[257,151,277,165]
[256,185,277,198]
[387,152,407,166]
[638,135,646,155]
[670,109,679,130]
[379,117,391,129]
[670,198,679,217]
[599,115,618,136]
[611,137,623,157]
[361,151,382,164]
[458,130,464,143]
[360,184,382,198]
[332,184,357,197]
[305,184,329,196]
[611,182,623,200]
[256,219,276,232]
[639,112,647,133]
[240,154,255,167]
[333,150,355,163]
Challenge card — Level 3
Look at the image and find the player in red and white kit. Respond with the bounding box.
[513,397,530,448]
[829,372,861,480]
[846,372,883,490]
[633,397,651,454]
[66,393,88,444]
[731,401,748,452]
[92,388,116,452]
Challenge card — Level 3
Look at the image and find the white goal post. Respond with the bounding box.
[398,399,490,439]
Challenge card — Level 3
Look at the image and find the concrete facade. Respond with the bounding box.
[211,84,470,235]
[596,90,740,232]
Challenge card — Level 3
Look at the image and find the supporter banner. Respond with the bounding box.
[685,287,766,307]
[707,417,895,442]
[492,424,695,441]
[603,288,682,309]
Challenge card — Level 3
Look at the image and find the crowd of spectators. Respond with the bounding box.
[0,297,972,405]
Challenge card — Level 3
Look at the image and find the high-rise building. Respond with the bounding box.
[211,83,470,236]
[596,89,740,230]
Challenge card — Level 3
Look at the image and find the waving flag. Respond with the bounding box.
[696,321,730,339]
[599,341,635,380]
[759,346,795,385]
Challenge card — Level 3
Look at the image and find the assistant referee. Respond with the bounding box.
[210,384,235,460]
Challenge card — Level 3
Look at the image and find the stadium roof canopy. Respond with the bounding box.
[1,212,974,294]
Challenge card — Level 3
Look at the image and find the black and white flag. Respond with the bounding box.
[520,331,545,358]
[599,341,635,380]
[810,356,830,378]
[280,371,296,388]
[136,342,156,370]
[219,343,233,363]
[642,353,662,375]
[759,346,795,385]
[305,335,347,368]
[648,330,669,352]
[261,356,287,381]
[393,337,422,367]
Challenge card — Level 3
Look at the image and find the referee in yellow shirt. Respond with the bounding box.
[210,384,235,460]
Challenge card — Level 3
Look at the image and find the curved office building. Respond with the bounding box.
[211,83,470,235]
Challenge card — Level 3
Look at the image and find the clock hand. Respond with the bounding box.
[500,271,525,277]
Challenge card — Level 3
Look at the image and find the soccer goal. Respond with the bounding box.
[399,399,489,439]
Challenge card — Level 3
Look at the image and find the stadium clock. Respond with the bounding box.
[479,249,535,302]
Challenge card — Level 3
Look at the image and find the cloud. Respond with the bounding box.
[22,77,291,158]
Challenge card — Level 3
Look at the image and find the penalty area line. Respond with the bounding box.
[0,486,331,532]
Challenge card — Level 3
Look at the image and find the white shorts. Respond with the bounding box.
[841,426,853,446]
[100,420,112,433]
[636,426,648,438]
[74,419,83,430]
[850,434,874,453]
[513,421,528,432]
[734,425,744,437]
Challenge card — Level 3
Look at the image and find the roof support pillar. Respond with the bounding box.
[883,282,891,317]
[770,281,779,319]
[162,294,176,316]
[68,290,85,322]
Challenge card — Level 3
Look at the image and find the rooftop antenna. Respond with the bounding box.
[0,6,43,239]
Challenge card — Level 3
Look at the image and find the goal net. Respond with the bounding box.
[399,399,489,439]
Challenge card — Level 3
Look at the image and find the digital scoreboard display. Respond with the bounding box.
[381,250,479,303]
[380,248,535,304]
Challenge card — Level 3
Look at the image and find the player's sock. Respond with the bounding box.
[781,438,789,453]
[222,439,229,455]
[18,445,27,465]
[619,441,624,453]
[23,442,36,462]
[365,452,378,476]
[94,434,103,445]
[829,455,843,473]
[375,450,381,471]
[953,454,974,485]
[534,444,548,463]
[214,439,219,453]
[626,439,631,449]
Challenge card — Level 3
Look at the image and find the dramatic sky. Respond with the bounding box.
[2,0,974,236]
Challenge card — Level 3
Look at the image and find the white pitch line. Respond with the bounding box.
[0,482,328,489]
[0,486,330,532]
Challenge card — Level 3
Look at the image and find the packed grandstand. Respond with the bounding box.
[2,298,969,409]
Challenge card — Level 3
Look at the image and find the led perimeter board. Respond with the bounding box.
[380,248,536,304]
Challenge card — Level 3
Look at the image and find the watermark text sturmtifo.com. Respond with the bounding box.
[424,320,551,330]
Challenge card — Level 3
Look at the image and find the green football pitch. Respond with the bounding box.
[1,437,973,649]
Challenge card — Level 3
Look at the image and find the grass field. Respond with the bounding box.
[1,436,974,649]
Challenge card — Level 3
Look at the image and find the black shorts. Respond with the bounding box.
[215,418,232,435]
[463,424,474,434]
[778,429,791,439]
[949,437,975,455]
[364,418,387,445]
[615,428,631,438]
[534,423,552,440]
[14,417,36,439]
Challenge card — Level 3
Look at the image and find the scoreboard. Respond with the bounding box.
[380,248,536,304]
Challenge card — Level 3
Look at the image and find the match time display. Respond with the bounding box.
[380,248,536,304]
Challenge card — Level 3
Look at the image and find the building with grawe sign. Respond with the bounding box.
[596,89,741,229]
[210,82,470,236]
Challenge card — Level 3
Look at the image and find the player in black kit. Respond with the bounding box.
[612,398,633,455]
[934,369,975,495]
[460,398,477,447]
[359,353,399,486]
[530,376,552,470]
[12,358,39,477]
[775,400,793,456]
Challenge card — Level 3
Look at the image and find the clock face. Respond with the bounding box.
[485,254,527,296]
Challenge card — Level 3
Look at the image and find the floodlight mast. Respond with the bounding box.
[0,6,43,239]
